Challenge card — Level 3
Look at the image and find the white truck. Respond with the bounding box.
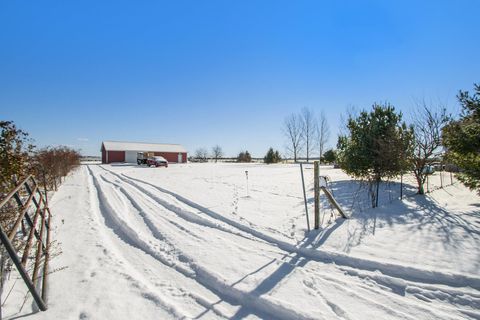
[137,152,153,165]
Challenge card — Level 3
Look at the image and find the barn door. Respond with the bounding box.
[125,151,137,163]
[178,153,183,163]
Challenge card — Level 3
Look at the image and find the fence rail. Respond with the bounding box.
[0,175,51,311]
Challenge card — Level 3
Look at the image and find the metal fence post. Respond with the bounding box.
[300,163,310,232]
[314,161,320,229]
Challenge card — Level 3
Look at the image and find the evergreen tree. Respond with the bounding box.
[274,150,281,162]
[443,83,480,193]
[337,103,414,207]
[264,148,282,164]
[323,149,336,164]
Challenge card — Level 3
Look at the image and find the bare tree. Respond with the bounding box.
[300,107,317,162]
[316,110,330,162]
[211,145,223,163]
[283,113,303,162]
[411,102,450,194]
[194,148,208,162]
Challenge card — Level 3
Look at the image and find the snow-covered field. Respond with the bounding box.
[4,163,480,319]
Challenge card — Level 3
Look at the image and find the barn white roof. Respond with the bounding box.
[102,141,187,153]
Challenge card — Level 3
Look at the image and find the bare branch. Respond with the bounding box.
[300,107,317,162]
[316,110,330,161]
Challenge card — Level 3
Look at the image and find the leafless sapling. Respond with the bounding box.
[316,110,330,162]
[282,113,303,162]
[300,107,317,162]
[211,145,223,163]
[411,103,450,194]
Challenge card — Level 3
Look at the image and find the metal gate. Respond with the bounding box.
[0,175,52,311]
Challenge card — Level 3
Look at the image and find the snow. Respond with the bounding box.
[3,163,480,319]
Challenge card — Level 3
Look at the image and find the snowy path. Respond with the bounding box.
[6,165,480,319]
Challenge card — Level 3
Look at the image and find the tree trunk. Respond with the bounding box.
[306,141,309,162]
[413,166,425,195]
[400,174,403,199]
[415,173,425,195]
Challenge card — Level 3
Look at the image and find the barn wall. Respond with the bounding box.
[180,152,187,163]
[107,151,125,163]
[153,152,187,163]
[101,144,106,164]
[102,148,187,164]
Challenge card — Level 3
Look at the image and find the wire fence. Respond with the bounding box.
[298,164,459,226]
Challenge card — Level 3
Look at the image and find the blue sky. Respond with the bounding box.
[1,1,479,157]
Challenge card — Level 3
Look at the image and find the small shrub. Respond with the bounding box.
[237,150,252,162]
[34,146,81,191]
[194,148,208,162]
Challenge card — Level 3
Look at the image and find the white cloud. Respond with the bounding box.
[77,138,89,142]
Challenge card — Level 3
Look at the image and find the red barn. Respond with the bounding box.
[101,141,187,164]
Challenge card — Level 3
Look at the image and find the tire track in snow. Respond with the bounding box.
[339,266,480,310]
[89,166,316,320]
[98,168,435,319]
[98,170,281,260]
[90,167,233,319]
[102,166,290,251]
[301,266,468,320]
[97,166,479,318]
[105,167,480,292]
[99,174,202,243]
[97,166,270,246]
[84,166,189,320]
[303,276,437,320]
